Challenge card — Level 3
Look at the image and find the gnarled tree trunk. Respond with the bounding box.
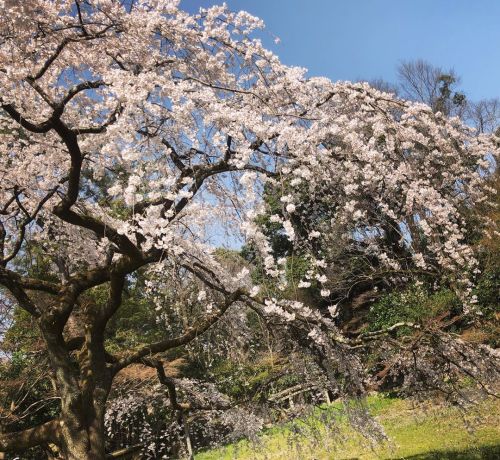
[39,307,112,460]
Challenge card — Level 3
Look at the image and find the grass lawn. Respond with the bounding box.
[195,395,500,460]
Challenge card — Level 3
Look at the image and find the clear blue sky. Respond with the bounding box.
[181,0,500,101]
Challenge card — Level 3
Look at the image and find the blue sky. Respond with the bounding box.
[181,0,500,101]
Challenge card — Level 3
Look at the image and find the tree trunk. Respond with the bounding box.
[57,401,107,460]
[0,377,109,459]
[40,310,112,460]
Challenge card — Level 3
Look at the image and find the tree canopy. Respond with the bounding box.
[0,1,498,458]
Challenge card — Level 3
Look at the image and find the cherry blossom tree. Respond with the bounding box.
[0,1,498,458]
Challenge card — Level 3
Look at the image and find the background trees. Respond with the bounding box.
[0,1,498,459]
[373,59,500,133]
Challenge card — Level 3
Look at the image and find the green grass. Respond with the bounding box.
[195,395,500,460]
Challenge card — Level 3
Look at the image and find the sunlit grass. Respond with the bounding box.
[195,395,500,460]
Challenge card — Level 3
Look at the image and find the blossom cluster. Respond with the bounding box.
[0,0,496,366]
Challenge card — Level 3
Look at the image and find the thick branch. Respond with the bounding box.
[134,140,276,217]
[0,269,40,317]
[0,266,60,295]
[0,104,56,133]
[100,272,126,323]
[53,207,142,259]
[0,419,59,451]
[50,121,82,210]
[31,38,70,81]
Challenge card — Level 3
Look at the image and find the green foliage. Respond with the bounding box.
[2,308,41,353]
[435,73,466,114]
[20,243,60,284]
[103,283,165,354]
[210,354,290,401]
[0,352,59,460]
[474,264,500,319]
[473,212,500,319]
[284,256,311,285]
[366,284,460,333]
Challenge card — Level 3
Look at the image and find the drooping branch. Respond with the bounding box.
[141,358,186,411]
[351,322,422,345]
[114,289,243,371]
[142,358,194,459]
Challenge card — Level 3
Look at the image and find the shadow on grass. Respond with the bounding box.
[390,443,500,459]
